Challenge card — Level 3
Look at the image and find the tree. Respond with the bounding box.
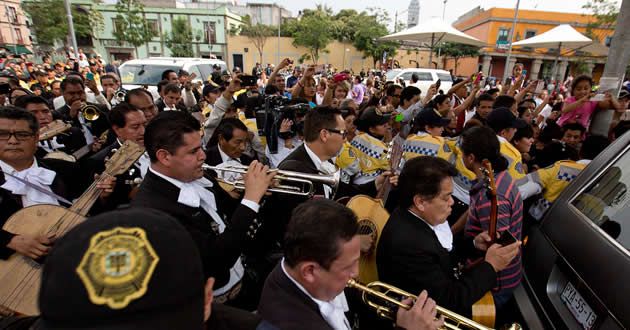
[292,13,333,64]
[436,43,480,74]
[352,12,398,68]
[113,0,155,49]
[236,16,275,63]
[23,0,102,46]
[164,17,194,57]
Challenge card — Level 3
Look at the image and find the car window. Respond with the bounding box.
[197,64,212,81]
[571,150,630,251]
[119,64,180,86]
[400,72,413,81]
[437,73,453,82]
[385,69,402,81]
[416,72,433,81]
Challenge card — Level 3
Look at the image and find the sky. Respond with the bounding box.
[271,0,605,27]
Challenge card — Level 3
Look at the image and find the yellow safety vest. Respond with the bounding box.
[335,141,360,183]
[402,131,452,161]
[498,136,526,184]
[446,137,477,193]
[528,160,586,219]
[350,132,389,183]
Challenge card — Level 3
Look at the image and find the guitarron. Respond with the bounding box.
[0,140,144,316]
[346,138,403,284]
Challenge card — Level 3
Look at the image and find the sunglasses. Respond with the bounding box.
[326,128,347,139]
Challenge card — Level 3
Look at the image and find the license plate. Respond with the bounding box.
[561,282,598,329]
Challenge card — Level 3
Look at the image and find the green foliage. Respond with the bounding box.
[113,0,155,48]
[291,12,333,64]
[23,0,102,45]
[164,17,194,57]
[583,0,619,44]
[436,42,480,73]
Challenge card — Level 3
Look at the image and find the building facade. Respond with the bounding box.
[181,0,291,26]
[450,7,614,82]
[407,0,420,29]
[0,0,33,55]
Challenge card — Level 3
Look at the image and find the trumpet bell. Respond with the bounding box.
[81,104,101,121]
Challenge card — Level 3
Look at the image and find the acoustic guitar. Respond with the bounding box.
[38,120,71,141]
[0,140,144,316]
[346,138,403,284]
[471,160,498,328]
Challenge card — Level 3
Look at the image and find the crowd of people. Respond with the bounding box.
[0,50,628,330]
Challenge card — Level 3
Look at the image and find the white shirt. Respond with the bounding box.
[281,258,351,330]
[0,158,59,207]
[215,144,244,182]
[266,137,303,169]
[408,210,453,251]
[304,143,335,198]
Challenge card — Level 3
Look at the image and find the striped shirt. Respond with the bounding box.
[466,171,523,293]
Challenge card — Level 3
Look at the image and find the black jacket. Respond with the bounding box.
[0,158,85,259]
[205,144,254,167]
[53,102,110,145]
[131,169,258,287]
[376,208,497,317]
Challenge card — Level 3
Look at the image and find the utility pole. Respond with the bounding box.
[63,0,79,60]
[277,5,281,65]
[437,0,448,68]
[502,0,521,82]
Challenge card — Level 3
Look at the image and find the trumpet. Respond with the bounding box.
[201,164,340,197]
[114,90,127,102]
[81,104,102,121]
[347,279,521,330]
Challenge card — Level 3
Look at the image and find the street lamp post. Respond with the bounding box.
[63,0,79,60]
[437,0,448,67]
[502,0,521,82]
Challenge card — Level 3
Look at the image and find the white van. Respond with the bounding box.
[385,68,453,95]
[118,57,228,98]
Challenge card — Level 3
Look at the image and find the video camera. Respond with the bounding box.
[249,95,310,154]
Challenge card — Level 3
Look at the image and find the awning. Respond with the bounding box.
[0,44,33,55]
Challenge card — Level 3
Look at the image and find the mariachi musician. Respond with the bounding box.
[87,102,149,211]
[53,76,111,157]
[0,107,114,261]
[14,95,86,158]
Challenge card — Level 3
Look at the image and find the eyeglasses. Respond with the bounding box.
[326,128,347,139]
[0,131,35,141]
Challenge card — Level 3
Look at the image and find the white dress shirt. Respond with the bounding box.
[304,143,336,198]
[281,258,351,330]
[0,158,59,207]
[408,210,453,251]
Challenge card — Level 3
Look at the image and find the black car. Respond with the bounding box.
[515,131,630,329]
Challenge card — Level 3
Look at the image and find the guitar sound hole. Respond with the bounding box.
[357,219,377,241]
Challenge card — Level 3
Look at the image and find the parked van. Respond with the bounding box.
[118,57,228,98]
[385,68,453,95]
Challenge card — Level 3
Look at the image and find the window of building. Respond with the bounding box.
[571,148,630,252]
[14,28,23,44]
[147,19,159,36]
[7,6,18,24]
[522,30,536,51]
[497,28,510,44]
[112,18,124,33]
[605,36,613,47]
[204,22,216,44]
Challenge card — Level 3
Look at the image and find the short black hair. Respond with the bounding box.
[512,124,534,142]
[493,95,516,109]
[125,87,154,103]
[400,86,421,103]
[157,79,170,94]
[163,83,181,95]
[426,94,448,110]
[13,95,50,109]
[398,156,457,209]
[461,126,507,173]
[538,122,563,144]
[208,117,248,147]
[108,102,141,129]
[517,106,530,118]
[144,111,200,162]
[562,123,586,134]
[519,98,536,107]
[284,199,358,270]
[60,75,84,92]
[476,93,495,105]
[303,106,342,142]
[100,73,118,84]
[580,135,608,160]
[0,105,39,132]
[161,69,177,81]
[571,75,593,93]
[385,84,402,97]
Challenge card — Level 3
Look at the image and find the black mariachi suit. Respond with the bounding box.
[87,141,144,212]
[376,208,497,317]
[0,158,84,259]
[130,169,258,288]
[53,102,110,150]
[205,145,254,167]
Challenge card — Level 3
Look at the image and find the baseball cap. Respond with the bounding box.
[486,107,528,133]
[355,106,391,131]
[414,108,451,128]
[36,208,205,330]
[619,89,629,100]
[333,73,350,83]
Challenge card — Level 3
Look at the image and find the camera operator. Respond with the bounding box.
[264,100,308,168]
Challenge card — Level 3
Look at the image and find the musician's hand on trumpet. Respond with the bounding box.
[396,290,445,330]
[242,160,277,204]
[69,100,84,119]
[7,233,56,260]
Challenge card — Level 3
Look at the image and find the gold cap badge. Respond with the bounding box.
[76,227,159,309]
